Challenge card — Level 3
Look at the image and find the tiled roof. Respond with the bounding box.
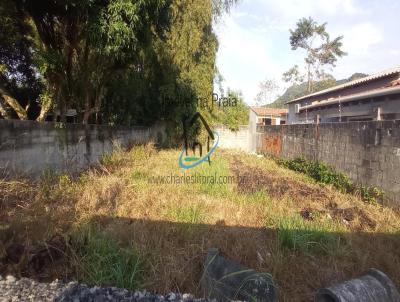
[286,66,400,104]
[250,107,288,116]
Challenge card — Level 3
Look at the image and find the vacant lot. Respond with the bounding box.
[1,145,400,301]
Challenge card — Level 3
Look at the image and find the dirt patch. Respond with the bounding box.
[230,159,377,230]
[331,208,376,229]
[298,204,377,229]
[230,159,330,203]
[325,201,376,229]
[300,208,315,221]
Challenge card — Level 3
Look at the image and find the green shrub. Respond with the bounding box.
[278,157,352,193]
[358,186,384,204]
[278,157,384,203]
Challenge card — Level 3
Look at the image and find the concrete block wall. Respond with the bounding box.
[256,121,400,203]
[0,120,165,177]
[214,125,250,152]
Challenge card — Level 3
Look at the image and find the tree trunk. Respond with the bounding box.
[36,99,52,122]
[0,83,27,120]
[0,97,13,119]
[37,83,57,122]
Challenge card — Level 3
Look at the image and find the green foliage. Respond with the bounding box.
[278,157,384,203]
[357,186,384,204]
[210,89,248,130]
[38,170,75,203]
[0,0,42,119]
[71,224,145,290]
[102,0,219,132]
[282,65,303,84]
[131,170,147,180]
[279,157,353,193]
[0,0,237,126]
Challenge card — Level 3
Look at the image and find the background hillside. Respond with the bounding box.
[267,73,368,108]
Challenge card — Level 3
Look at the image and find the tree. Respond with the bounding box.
[0,0,170,123]
[0,0,42,120]
[282,65,304,85]
[255,79,278,106]
[212,0,239,20]
[0,0,238,127]
[18,0,172,123]
[284,17,346,92]
[209,88,248,131]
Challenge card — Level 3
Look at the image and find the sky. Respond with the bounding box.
[215,0,400,105]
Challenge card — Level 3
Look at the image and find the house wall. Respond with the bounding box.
[292,95,400,124]
[0,120,165,177]
[297,74,399,105]
[256,120,400,204]
[288,73,400,124]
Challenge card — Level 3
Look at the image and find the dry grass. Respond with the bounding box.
[1,144,400,301]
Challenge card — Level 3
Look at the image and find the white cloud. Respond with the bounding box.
[249,0,361,27]
[342,22,384,56]
[216,14,282,104]
[216,0,400,105]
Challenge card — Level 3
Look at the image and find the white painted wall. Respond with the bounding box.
[214,125,250,152]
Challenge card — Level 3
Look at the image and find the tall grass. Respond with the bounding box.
[166,205,204,224]
[268,216,346,255]
[71,224,145,290]
[190,154,232,198]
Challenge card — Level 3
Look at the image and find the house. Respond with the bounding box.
[249,107,288,126]
[249,107,288,152]
[286,66,400,124]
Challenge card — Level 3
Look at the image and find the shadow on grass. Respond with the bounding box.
[62,215,400,301]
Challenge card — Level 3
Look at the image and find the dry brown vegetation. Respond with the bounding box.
[1,145,400,301]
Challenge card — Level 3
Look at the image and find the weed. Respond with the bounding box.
[166,205,204,224]
[100,142,126,167]
[70,224,144,290]
[190,155,232,198]
[269,216,345,255]
[234,190,270,205]
[3,148,400,302]
[278,157,352,192]
[278,157,384,203]
[38,170,75,203]
[131,170,147,180]
[357,186,384,204]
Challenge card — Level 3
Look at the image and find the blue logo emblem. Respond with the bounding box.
[179,112,219,170]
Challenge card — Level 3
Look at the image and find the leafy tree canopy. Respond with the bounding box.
[0,0,238,133]
[283,17,346,93]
